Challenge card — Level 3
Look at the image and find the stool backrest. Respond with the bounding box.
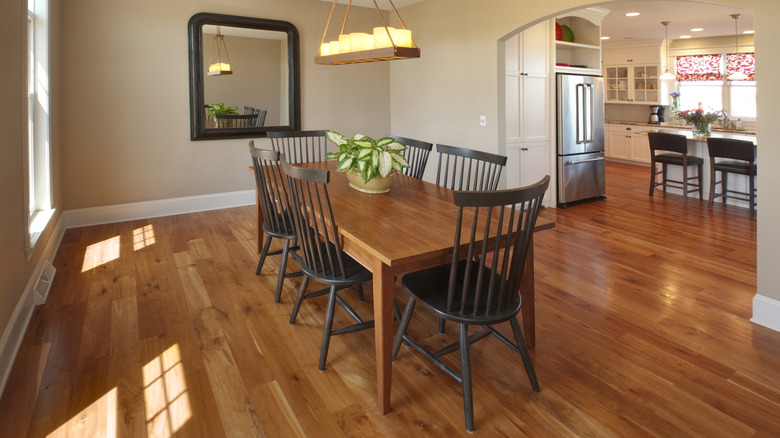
[706,137,756,162]
[648,132,688,154]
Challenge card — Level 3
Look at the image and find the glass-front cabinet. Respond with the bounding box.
[604,64,659,103]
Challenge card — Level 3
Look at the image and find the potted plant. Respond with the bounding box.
[206,103,239,127]
[325,131,409,193]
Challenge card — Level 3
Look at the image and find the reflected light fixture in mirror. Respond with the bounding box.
[727,14,749,81]
[315,0,420,65]
[208,26,233,76]
[659,21,676,80]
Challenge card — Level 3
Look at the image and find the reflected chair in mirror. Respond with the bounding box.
[248,142,301,303]
[280,159,374,371]
[648,132,703,204]
[269,130,329,164]
[392,175,550,432]
[706,137,757,216]
[387,135,433,180]
[244,106,268,127]
[435,144,507,191]
[216,113,259,128]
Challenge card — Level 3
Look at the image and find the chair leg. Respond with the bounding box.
[289,276,310,324]
[459,323,475,433]
[438,317,446,334]
[392,298,416,360]
[708,162,716,209]
[255,235,273,275]
[274,239,292,303]
[510,317,540,392]
[319,285,339,371]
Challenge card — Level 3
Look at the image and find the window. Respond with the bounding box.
[26,0,53,252]
[674,53,756,121]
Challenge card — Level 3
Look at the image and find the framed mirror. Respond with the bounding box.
[188,13,301,140]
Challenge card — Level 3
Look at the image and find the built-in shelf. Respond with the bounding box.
[554,10,607,74]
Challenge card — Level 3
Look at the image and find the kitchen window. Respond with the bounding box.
[674,53,756,121]
[26,0,54,253]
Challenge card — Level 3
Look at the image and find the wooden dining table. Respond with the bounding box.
[253,160,554,414]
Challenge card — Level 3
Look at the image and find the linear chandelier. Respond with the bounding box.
[208,26,233,76]
[315,0,420,65]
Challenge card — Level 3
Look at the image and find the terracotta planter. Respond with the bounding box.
[347,170,393,194]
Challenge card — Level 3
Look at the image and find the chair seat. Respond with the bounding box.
[402,260,521,325]
[714,160,756,175]
[300,240,373,285]
[262,212,296,238]
[654,153,704,166]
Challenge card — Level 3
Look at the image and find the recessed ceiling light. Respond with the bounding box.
[690,28,704,32]
[680,35,692,39]
[600,36,610,40]
[625,12,640,17]
[743,30,755,34]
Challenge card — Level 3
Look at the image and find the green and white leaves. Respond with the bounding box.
[325,131,410,183]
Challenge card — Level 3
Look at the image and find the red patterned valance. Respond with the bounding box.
[727,52,755,80]
[675,55,722,81]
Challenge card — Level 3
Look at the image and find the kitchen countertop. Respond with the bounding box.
[632,128,757,144]
[605,120,756,135]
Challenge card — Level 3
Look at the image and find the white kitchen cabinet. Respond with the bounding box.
[605,124,651,164]
[604,65,660,103]
[603,46,659,65]
[505,21,551,205]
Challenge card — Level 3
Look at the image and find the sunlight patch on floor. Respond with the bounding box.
[143,344,192,437]
[134,224,156,251]
[46,387,117,438]
[81,236,120,272]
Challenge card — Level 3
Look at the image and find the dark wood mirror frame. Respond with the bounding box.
[188,13,301,140]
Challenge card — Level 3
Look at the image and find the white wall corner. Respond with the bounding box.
[62,190,255,229]
[0,215,65,396]
[751,294,780,333]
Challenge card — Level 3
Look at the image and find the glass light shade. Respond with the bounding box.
[329,41,340,55]
[659,70,675,80]
[390,28,413,48]
[349,32,370,52]
[320,43,331,56]
[339,34,351,53]
[208,62,232,74]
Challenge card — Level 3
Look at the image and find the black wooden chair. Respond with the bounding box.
[248,142,301,303]
[648,132,703,204]
[435,144,507,191]
[387,135,433,179]
[215,113,258,128]
[392,175,549,432]
[706,137,757,216]
[269,130,329,164]
[280,159,374,371]
[434,143,508,333]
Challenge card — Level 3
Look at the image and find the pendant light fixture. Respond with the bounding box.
[727,14,748,81]
[659,21,676,80]
[315,0,420,65]
[208,26,233,76]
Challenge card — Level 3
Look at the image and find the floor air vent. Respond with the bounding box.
[33,261,56,305]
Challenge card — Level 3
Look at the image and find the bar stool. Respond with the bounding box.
[648,132,704,204]
[706,137,757,216]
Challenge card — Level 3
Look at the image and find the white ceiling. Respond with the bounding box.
[339,0,754,42]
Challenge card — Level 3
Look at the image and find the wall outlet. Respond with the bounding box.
[479,115,487,126]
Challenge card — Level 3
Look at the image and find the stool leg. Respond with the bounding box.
[649,161,656,196]
[722,172,728,205]
[682,162,688,204]
[662,164,668,192]
[708,159,716,209]
[749,171,756,217]
[697,163,703,200]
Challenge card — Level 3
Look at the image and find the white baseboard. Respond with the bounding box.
[61,189,255,229]
[0,215,65,396]
[751,294,780,333]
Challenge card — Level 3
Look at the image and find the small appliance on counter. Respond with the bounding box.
[649,105,666,124]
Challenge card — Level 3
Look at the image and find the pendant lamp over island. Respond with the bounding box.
[659,21,676,80]
[727,14,749,81]
[315,0,420,65]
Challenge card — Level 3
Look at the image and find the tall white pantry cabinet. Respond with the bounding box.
[504,9,606,207]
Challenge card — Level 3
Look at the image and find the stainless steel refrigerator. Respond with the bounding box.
[556,73,606,207]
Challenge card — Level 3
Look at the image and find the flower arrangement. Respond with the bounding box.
[678,108,721,137]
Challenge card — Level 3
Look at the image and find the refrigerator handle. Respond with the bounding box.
[575,84,583,144]
[583,84,593,144]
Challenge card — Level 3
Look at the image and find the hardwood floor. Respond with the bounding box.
[1,162,776,437]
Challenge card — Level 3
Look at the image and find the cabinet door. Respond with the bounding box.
[603,48,630,65]
[607,130,631,160]
[519,141,551,204]
[631,133,651,163]
[629,46,660,64]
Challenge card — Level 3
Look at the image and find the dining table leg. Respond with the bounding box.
[372,261,395,414]
[520,235,536,348]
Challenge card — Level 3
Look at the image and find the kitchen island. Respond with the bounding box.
[633,128,756,208]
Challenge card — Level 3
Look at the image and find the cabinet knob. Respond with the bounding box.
[521,147,529,151]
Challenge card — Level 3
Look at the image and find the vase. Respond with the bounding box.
[691,122,711,137]
[347,170,393,194]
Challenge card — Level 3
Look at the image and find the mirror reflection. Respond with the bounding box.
[188,13,300,140]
